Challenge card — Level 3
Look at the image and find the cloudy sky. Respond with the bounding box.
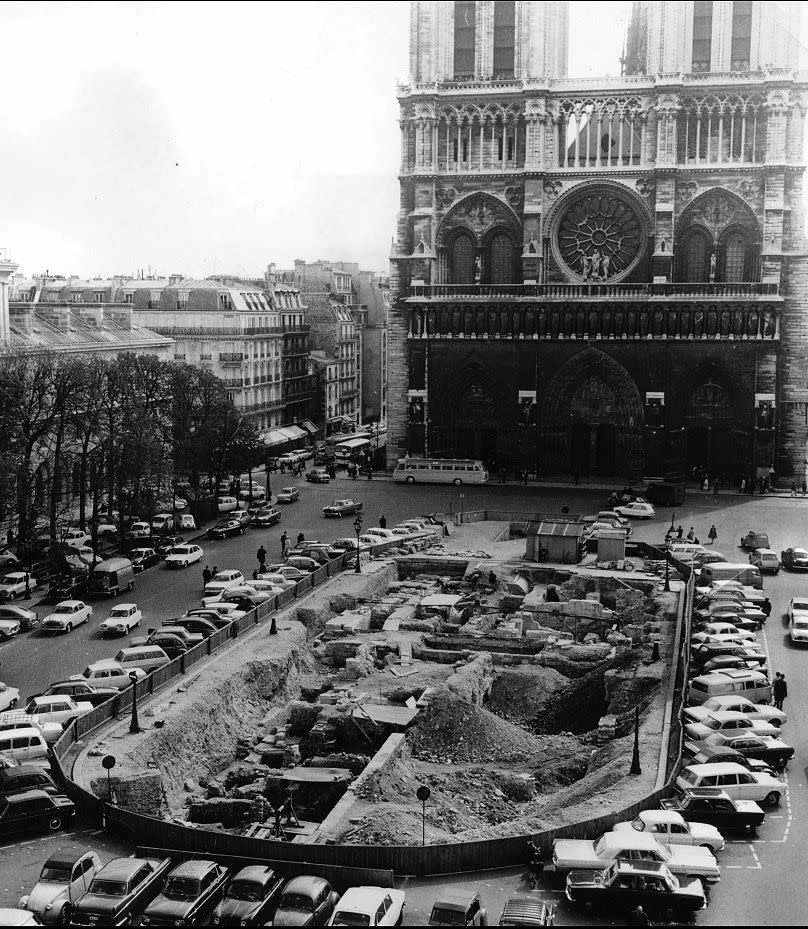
[0,2,800,278]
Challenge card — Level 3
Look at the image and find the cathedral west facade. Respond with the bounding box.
[387,0,808,484]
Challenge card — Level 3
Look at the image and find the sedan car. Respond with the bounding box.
[141,859,229,927]
[40,601,92,633]
[284,556,320,573]
[24,696,93,729]
[328,887,405,927]
[565,861,705,921]
[788,596,808,645]
[0,550,19,570]
[661,787,765,834]
[701,732,794,770]
[98,604,142,637]
[741,530,770,551]
[0,606,38,633]
[208,519,245,539]
[231,509,252,528]
[162,616,217,638]
[20,848,102,925]
[71,856,172,927]
[264,564,309,582]
[428,892,487,928]
[273,876,340,927]
[615,500,655,519]
[0,573,36,602]
[685,695,786,728]
[129,548,162,573]
[72,661,146,691]
[126,521,152,540]
[0,614,21,640]
[306,468,331,483]
[33,680,117,708]
[288,547,330,566]
[276,486,300,504]
[251,507,282,527]
[211,865,283,926]
[221,585,274,606]
[612,809,724,853]
[322,499,363,518]
[0,790,75,838]
[782,547,808,571]
[255,572,296,590]
[163,544,203,568]
[684,710,780,744]
[0,683,20,713]
[750,548,780,574]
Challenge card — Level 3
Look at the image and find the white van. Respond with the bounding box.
[0,727,50,767]
[217,496,238,513]
[114,645,170,675]
[700,562,763,590]
[688,669,772,706]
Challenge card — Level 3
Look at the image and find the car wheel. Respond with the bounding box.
[765,791,781,806]
[48,815,63,831]
[453,477,463,486]
[66,623,72,632]
[405,475,415,484]
[770,718,783,728]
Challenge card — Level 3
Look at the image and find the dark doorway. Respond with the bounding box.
[687,426,709,470]
[571,423,591,475]
[487,232,517,284]
[450,232,476,284]
[596,423,617,475]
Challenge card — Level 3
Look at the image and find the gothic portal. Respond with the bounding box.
[388,1,808,483]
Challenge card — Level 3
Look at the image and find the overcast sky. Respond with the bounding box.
[0,2,801,279]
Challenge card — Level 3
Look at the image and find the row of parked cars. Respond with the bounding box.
[5,850,406,927]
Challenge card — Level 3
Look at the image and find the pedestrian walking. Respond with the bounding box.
[379,515,387,529]
[202,565,212,587]
[676,525,684,539]
[211,565,219,578]
[687,527,695,541]
[257,545,267,571]
[282,536,291,557]
[773,672,787,710]
[761,597,772,617]
[280,532,288,557]
[708,524,717,545]
[296,532,305,546]
[791,481,798,497]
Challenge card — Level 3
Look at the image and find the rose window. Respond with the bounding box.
[555,187,646,282]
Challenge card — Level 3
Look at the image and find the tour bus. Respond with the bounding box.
[393,457,489,485]
[325,430,370,449]
[334,437,372,465]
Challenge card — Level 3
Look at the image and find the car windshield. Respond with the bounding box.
[705,718,724,729]
[109,609,128,617]
[170,547,190,555]
[89,879,128,896]
[212,573,233,581]
[793,601,808,611]
[53,605,73,614]
[39,862,73,881]
[227,880,263,901]
[429,907,467,925]
[331,914,371,927]
[163,877,201,900]
[280,893,313,911]
[794,621,808,629]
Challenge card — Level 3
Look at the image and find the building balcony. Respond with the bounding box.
[406,302,779,342]
[219,352,245,365]
[407,282,779,301]
[341,388,359,400]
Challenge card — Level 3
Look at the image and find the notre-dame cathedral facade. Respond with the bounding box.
[387,1,808,484]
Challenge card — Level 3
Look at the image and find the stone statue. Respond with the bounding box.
[581,254,591,280]
[474,255,482,285]
[709,251,716,282]
[601,253,611,279]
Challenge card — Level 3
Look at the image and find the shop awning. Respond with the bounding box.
[280,425,306,441]
[299,420,319,435]
[262,429,289,447]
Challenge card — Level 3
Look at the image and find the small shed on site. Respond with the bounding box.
[525,520,585,563]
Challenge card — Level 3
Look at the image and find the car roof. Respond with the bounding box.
[86,660,124,671]
[283,875,328,895]
[109,603,137,610]
[704,711,753,721]
[431,891,478,910]
[168,859,217,878]
[613,860,667,876]
[55,600,83,607]
[98,858,151,879]
[233,865,276,883]
[44,848,89,868]
[683,762,748,774]
[602,831,662,849]
[754,548,777,556]
[639,809,684,824]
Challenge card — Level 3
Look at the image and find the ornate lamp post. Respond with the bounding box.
[353,514,363,574]
[129,672,141,734]
[629,706,642,775]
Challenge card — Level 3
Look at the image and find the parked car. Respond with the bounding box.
[276,486,300,504]
[306,468,331,484]
[549,831,720,883]
[614,500,655,519]
[363,528,399,542]
[692,622,757,643]
[40,601,92,633]
[134,625,204,649]
[211,865,284,926]
[231,509,252,528]
[155,535,185,556]
[0,572,37,601]
[691,642,768,670]
[685,743,777,778]
[273,876,340,927]
[256,572,296,590]
[24,696,93,729]
[208,518,245,539]
[238,488,267,505]
[496,897,555,927]
[264,564,309,582]
[129,548,162,573]
[677,761,784,805]
[71,661,147,691]
[788,596,808,644]
[0,764,58,799]
[252,507,282,527]
[781,546,808,571]
[661,787,765,833]
[150,513,174,533]
[749,548,780,574]
[699,732,794,770]
[327,886,405,927]
[288,547,330,566]
[20,849,102,925]
[0,613,21,639]
[0,683,20,712]
[612,809,724,853]
[162,616,217,638]
[0,550,19,570]
[323,499,363,518]
[203,569,246,599]
[114,645,170,676]
[141,859,229,926]
[427,892,486,927]
[741,530,770,551]
[0,605,38,632]
[184,609,233,629]
[129,631,189,659]
[285,556,320,573]
[98,603,142,637]
[684,710,780,745]
[33,680,117,708]
[564,861,705,920]
[71,856,173,927]
[0,712,62,745]
[163,544,204,568]
[46,577,87,603]
[684,695,786,728]
[0,728,50,768]
[126,521,152,540]
[0,790,75,838]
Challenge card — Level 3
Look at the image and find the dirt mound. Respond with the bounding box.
[486,668,570,728]
[408,687,547,764]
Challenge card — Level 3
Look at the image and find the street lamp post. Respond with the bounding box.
[129,672,141,734]
[629,706,642,775]
[664,551,671,592]
[669,511,675,535]
[353,514,363,574]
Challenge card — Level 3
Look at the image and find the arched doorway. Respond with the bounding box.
[450,232,476,284]
[721,229,751,282]
[677,189,760,283]
[486,230,518,284]
[679,228,712,282]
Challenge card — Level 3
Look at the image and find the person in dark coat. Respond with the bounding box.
[676,524,684,539]
[257,545,267,571]
[708,524,717,544]
[773,673,787,710]
[379,516,387,529]
[279,532,288,557]
[202,565,212,587]
[296,532,306,546]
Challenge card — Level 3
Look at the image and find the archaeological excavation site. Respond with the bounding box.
[74,518,682,859]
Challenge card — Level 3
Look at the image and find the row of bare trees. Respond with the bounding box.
[0,352,265,563]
